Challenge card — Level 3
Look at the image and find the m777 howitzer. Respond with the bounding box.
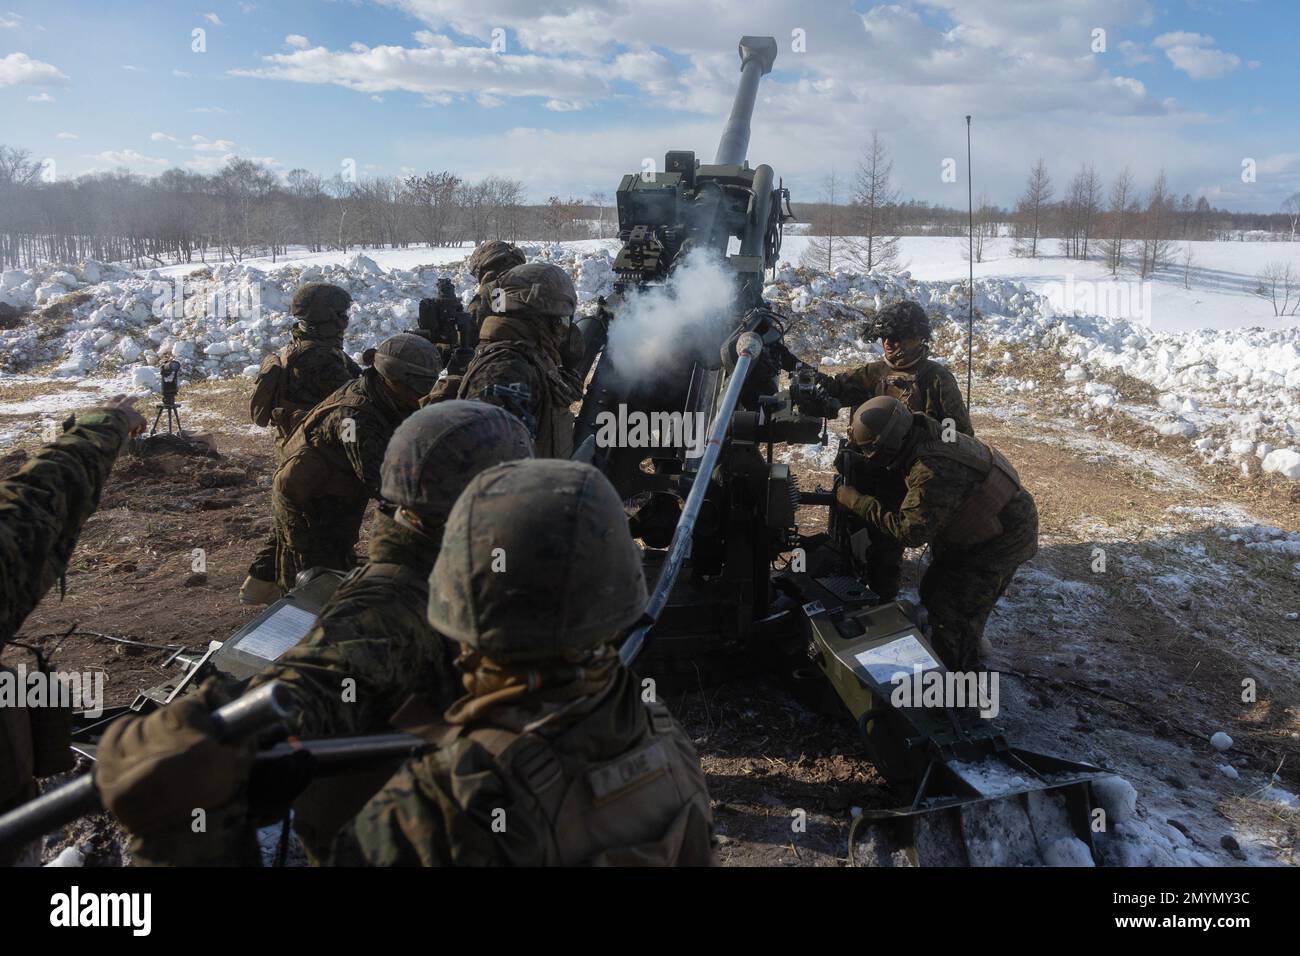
[578,35,1115,865]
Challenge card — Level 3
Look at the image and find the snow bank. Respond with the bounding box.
[764,265,1300,481]
[3,244,1298,480]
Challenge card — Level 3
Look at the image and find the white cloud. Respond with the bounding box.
[285,34,309,49]
[1113,76,1145,97]
[88,149,169,169]
[26,91,52,102]
[190,134,238,152]
[1152,31,1240,80]
[150,131,178,142]
[203,12,223,26]
[189,106,232,113]
[0,51,67,87]
[208,1,1284,208]
[1118,40,1152,65]
[173,69,193,78]
[122,64,144,72]
[0,12,21,29]
[55,131,78,140]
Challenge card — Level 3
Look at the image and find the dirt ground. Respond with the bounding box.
[4,375,1299,867]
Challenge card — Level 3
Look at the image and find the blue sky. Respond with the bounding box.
[1,1,1295,211]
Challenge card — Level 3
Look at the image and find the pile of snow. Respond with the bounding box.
[0,244,587,382]
[2,245,1298,480]
[765,266,1300,481]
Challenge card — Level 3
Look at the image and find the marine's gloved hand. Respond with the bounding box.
[814,371,837,394]
[97,685,254,835]
[836,482,872,516]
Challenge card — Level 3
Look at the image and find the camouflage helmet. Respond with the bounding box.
[868,300,931,342]
[381,401,533,520]
[364,333,442,395]
[850,396,914,461]
[491,262,577,318]
[427,459,647,660]
[291,282,352,325]
[466,240,525,283]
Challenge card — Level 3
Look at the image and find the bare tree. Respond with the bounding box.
[1283,192,1300,242]
[800,169,846,271]
[843,132,900,272]
[1014,158,1053,258]
[589,190,610,240]
[1060,163,1101,259]
[1254,261,1300,316]
[1100,167,1136,275]
[404,171,461,248]
[1139,169,1175,278]
[541,196,583,242]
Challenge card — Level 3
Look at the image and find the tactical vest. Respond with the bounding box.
[441,700,713,866]
[910,430,1022,548]
[868,358,940,413]
[458,340,578,458]
[273,384,373,505]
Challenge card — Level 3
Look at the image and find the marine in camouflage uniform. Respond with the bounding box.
[244,283,362,602]
[453,262,584,458]
[422,242,528,407]
[269,334,440,590]
[816,300,972,601]
[835,397,1037,671]
[93,402,534,866]
[329,459,715,866]
[1,400,139,865]
[464,239,526,327]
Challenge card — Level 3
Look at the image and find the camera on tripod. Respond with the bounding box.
[150,357,185,437]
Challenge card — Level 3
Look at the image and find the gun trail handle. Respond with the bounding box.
[0,680,296,856]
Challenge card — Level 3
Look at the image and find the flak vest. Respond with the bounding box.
[907,429,1023,548]
[273,385,374,504]
[434,699,713,866]
[458,339,579,458]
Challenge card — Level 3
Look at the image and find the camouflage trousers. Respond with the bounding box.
[247,535,278,583]
[247,443,286,584]
[918,492,1039,672]
[847,476,907,602]
[271,491,367,590]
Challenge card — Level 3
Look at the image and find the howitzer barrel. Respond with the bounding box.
[620,331,764,666]
[0,681,295,854]
[713,36,779,166]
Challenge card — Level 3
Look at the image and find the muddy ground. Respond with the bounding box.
[3,373,1298,867]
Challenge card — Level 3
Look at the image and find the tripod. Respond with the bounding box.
[150,398,185,437]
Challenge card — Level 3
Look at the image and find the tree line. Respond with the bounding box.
[0,145,598,271]
[798,132,1300,276]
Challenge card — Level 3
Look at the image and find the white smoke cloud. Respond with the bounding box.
[606,248,737,385]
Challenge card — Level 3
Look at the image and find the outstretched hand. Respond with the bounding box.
[103,394,148,436]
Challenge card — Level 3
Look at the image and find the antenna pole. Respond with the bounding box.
[965,114,974,409]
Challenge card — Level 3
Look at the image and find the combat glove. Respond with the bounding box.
[97,683,254,835]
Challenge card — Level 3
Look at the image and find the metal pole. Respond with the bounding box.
[965,115,974,409]
[620,331,764,666]
[0,681,295,853]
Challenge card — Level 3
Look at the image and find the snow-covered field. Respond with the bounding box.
[1,236,1298,480]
